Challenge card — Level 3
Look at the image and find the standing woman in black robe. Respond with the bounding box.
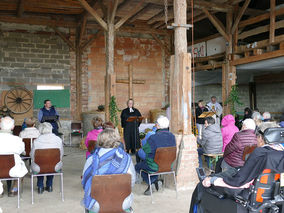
[120,99,142,154]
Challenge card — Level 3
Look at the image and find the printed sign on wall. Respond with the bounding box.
[188,42,206,58]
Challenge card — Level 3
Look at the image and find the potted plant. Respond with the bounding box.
[224,84,243,116]
[109,96,120,127]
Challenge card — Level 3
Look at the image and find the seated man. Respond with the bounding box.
[197,117,223,168]
[135,116,176,195]
[190,122,284,213]
[0,117,28,197]
[30,122,63,194]
[136,124,157,163]
[222,119,257,171]
[19,117,40,139]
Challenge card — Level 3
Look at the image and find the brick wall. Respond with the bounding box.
[87,34,165,119]
[0,29,71,119]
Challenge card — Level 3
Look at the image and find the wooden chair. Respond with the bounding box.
[203,153,223,172]
[87,174,131,213]
[21,138,35,163]
[69,122,83,146]
[31,148,64,204]
[139,146,177,203]
[242,145,257,161]
[0,155,21,208]
[12,125,22,136]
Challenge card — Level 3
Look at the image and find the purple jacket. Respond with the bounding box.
[85,128,103,158]
[224,129,257,168]
[221,114,239,152]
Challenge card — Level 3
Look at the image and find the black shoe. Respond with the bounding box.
[143,184,156,196]
[38,187,44,194]
[45,186,53,192]
[154,179,163,191]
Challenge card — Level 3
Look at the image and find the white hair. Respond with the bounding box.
[0,116,15,131]
[243,118,256,130]
[262,112,271,120]
[252,112,262,121]
[157,116,169,129]
[38,122,53,134]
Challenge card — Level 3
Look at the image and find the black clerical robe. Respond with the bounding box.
[120,107,142,152]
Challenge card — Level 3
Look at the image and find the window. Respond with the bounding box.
[37,85,64,90]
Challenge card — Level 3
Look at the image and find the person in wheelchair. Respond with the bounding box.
[190,122,284,213]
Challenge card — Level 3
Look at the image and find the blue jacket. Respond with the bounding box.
[138,127,157,160]
[38,106,59,130]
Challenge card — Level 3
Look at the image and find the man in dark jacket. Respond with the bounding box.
[222,118,257,170]
[38,100,59,135]
[198,117,223,168]
[135,116,176,195]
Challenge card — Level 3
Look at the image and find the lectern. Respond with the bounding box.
[126,116,144,152]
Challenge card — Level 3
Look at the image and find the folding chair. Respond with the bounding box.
[140,146,177,203]
[84,174,131,213]
[31,148,64,204]
[69,122,83,146]
[0,155,21,208]
[21,138,35,164]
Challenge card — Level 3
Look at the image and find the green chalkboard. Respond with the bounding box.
[33,90,70,109]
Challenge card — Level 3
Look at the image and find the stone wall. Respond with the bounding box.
[87,34,166,119]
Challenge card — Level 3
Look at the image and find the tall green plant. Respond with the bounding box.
[109,96,120,127]
[224,84,243,116]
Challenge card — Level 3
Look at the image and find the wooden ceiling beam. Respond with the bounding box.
[110,0,119,23]
[52,27,75,51]
[79,15,87,44]
[114,0,145,30]
[98,0,107,19]
[151,33,170,55]
[78,0,107,31]
[193,0,233,12]
[129,3,152,23]
[202,8,229,41]
[17,0,25,17]
[231,0,250,34]
[116,0,131,13]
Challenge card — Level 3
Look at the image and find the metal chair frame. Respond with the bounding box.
[69,122,83,146]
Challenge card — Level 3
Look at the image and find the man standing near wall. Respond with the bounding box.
[38,100,60,135]
[207,96,223,125]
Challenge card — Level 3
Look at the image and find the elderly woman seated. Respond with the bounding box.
[82,128,135,213]
[30,122,63,194]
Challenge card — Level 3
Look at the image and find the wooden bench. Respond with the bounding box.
[203,153,223,171]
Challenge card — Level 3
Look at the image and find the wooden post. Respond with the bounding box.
[270,0,275,44]
[249,82,257,110]
[128,64,133,99]
[105,23,115,120]
[75,47,82,120]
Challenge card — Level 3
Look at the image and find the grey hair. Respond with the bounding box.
[252,112,262,121]
[97,128,121,148]
[262,112,271,120]
[0,116,14,131]
[38,122,53,134]
[243,119,256,130]
[157,115,169,129]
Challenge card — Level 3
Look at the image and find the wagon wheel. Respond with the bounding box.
[4,87,33,114]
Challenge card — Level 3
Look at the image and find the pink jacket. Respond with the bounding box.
[221,114,239,152]
[85,128,103,158]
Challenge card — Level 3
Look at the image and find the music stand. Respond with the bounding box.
[126,116,144,153]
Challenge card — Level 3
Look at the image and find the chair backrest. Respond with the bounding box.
[250,169,280,208]
[91,174,131,213]
[22,138,35,157]
[0,155,15,178]
[154,147,177,173]
[13,125,22,136]
[242,145,257,161]
[71,122,81,130]
[34,148,60,174]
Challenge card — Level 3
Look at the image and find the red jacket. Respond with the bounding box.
[224,129,257,168]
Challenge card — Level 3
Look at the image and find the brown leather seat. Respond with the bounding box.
[34,148,60,173]
[91,174,131,213]
[22,138,35,158]
[13,125,22,136]
[242,145,257,161]
[154,147,177,172]
[31,148,64,204]
[0,155,15,178]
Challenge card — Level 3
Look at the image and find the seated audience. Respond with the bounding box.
[262,111,272,122]
[195,100,208,142]
[222,119,257,170]
[136,124,157,163]
[243,107,252,120]
[82,128,135,213]
[197,117,223,168]
[190,122,284,213]
[30,122,63,194]
[221,114,239,152]
[85,117,103,159]
[135,116,176,195]
[0,117,27,197]
[19,117,40,139]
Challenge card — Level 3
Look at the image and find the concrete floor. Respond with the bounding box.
[0,147,192,213]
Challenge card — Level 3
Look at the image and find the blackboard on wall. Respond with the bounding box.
[33,90,70,109]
